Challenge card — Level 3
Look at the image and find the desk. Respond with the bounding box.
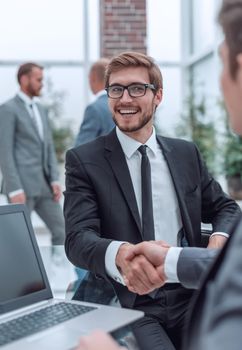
[39,246,118,303]
[39,246,139,350]
[39,246,76,298]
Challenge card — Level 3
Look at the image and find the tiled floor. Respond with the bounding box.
[0,163,65,246]
[32,213,52,246]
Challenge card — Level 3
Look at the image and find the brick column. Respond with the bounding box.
[100,0,147,57]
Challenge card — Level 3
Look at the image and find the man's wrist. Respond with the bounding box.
[115,243,131,271]
[8,189,24,198]
[105,241,127,285]
[210,232,229,239]
[207,233,228,249]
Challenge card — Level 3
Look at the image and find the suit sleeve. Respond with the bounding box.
[186,219,242,350]
[177,247,218,289]
[64,148,112,277]
[43,108,59,183]
[198,222,242,349]
[0,105,23,193]
[75,104,101,146]
[195,144,241,235]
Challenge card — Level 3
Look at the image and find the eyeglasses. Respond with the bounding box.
[105,83,156,99]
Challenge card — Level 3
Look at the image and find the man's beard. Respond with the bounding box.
[112,112,153,133]
[27,83,40,97]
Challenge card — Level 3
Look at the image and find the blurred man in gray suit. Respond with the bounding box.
[0,62,65,245]
[75,58,115,146]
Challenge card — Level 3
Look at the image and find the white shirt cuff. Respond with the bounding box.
[210,232,229,239]
[51,181,60,185]
[105,241,127,285]
[164,247,183,283]
[8,189,24,198]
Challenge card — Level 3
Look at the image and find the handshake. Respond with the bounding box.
[115,241,171,295]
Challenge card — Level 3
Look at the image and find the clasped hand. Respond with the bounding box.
[115,241,170,295]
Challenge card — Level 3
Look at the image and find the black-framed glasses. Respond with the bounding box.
[105,83,156,99]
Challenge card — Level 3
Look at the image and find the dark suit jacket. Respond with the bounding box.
[184,216,242,350]
[64,129,240,308]
[75,94,114,146]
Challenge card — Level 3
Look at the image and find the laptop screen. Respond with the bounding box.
[0,212,45,302]
[0,205,52,314]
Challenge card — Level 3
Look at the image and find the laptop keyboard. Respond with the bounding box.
[0,302,97,346]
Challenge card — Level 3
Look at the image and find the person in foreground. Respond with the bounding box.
[74,0,242,349]
[64,50,240,349]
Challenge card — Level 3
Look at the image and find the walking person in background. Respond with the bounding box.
[0,62,65,245]
[75,58,115,146]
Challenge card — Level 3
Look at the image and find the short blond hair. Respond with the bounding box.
[105,51,163,91]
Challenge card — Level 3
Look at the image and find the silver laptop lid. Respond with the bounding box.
[0,204,52,315]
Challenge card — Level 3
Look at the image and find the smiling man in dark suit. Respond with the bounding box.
[64,51,240,350]
[0,62,65,245]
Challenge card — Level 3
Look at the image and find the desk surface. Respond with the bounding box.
[39,246,76,298]
[39,246,118,305]
[39,246,139,349]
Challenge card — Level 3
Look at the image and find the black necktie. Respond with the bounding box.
[138,145,155,241]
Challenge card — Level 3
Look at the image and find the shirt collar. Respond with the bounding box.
[95,89,107,99]
[17,90,35,105]
[116,126,158,159]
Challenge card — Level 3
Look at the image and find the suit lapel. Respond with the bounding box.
[103,132,198,240]
[157,136,194,244]
[104,130,142,234]
[14,95,42,144]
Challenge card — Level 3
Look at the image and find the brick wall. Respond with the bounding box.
[100,0,147,57]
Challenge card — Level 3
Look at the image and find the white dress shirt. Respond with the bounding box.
[105,127,183,284]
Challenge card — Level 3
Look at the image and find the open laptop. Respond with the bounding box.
[0,204,143,349]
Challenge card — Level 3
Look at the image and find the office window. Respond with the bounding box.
[0,0,86,61]
[147,0,181,61]
[155,67,181,135]
[0,0,99,132]
[191,0,216,54]
[147,0,181,134]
